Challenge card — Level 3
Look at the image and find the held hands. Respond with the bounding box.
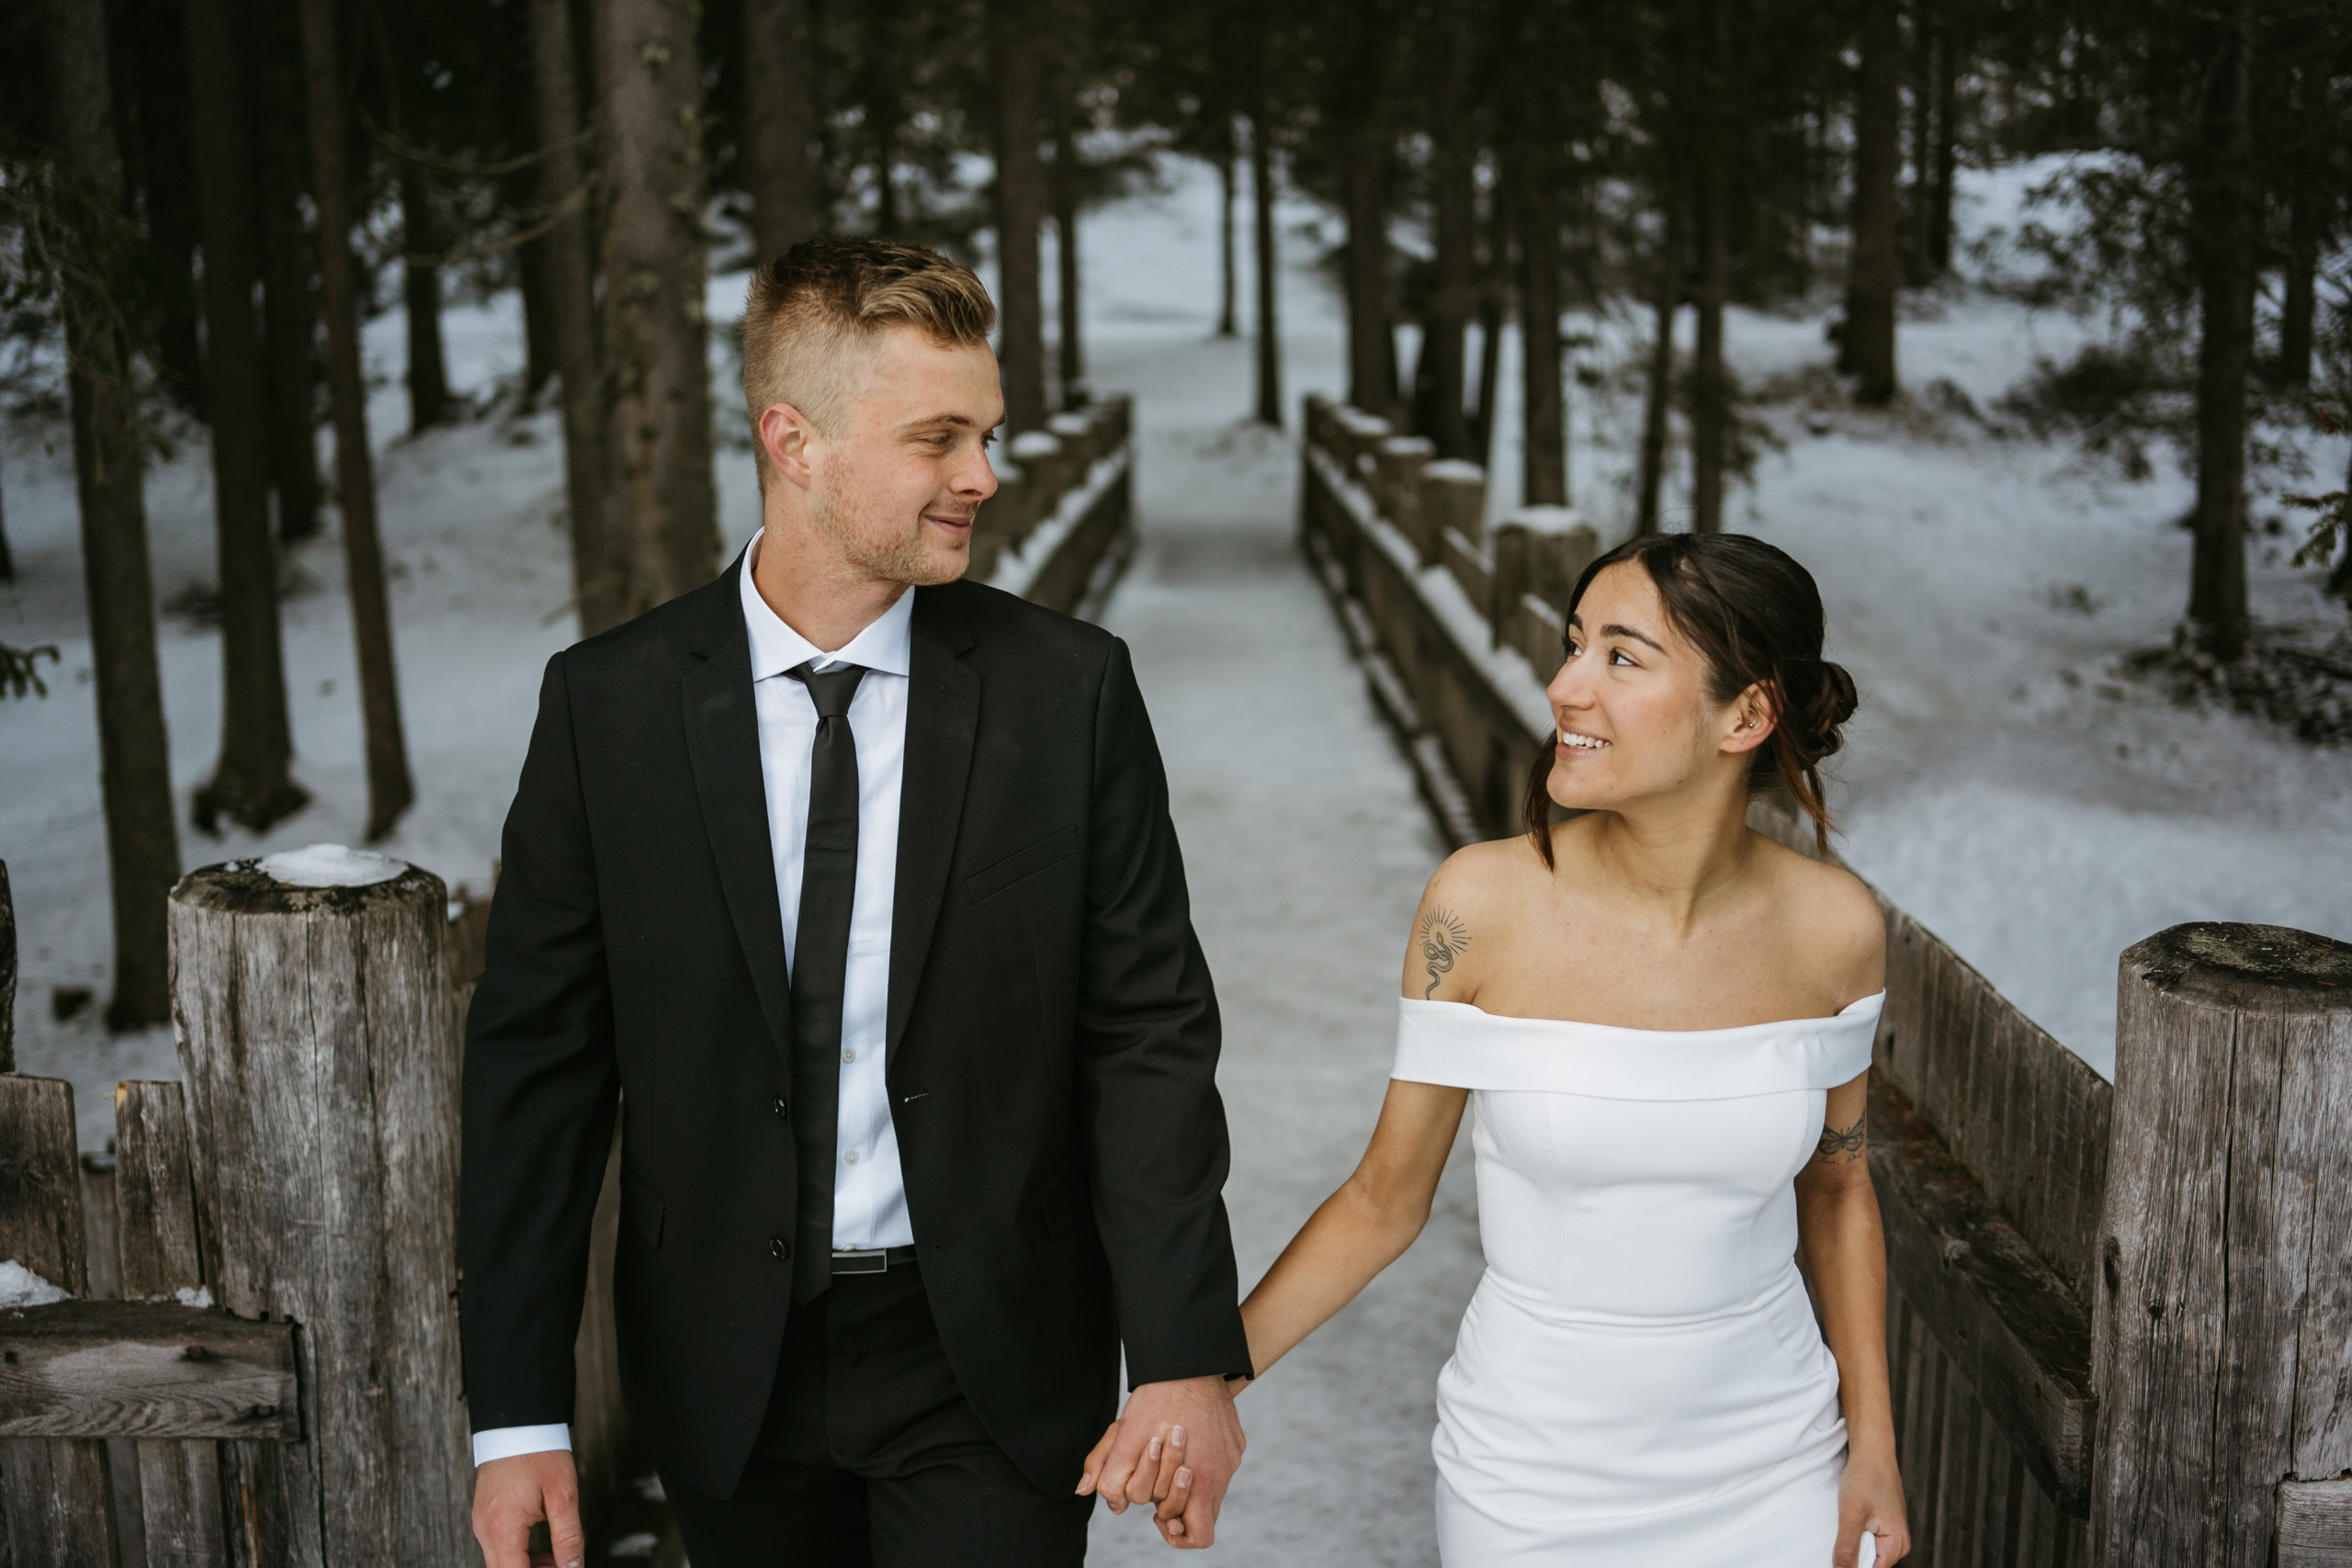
[472,1450,583,1568]
[1836,1451,1911,1567]
[1076,1374,1247,1549]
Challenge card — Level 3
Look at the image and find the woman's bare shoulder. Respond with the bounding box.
[1749,834,1886,1001]
[1403,837,1549,1001]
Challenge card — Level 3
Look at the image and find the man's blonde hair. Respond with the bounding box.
[740,237,997,489]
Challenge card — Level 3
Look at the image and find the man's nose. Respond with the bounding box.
[956,444,1001,500]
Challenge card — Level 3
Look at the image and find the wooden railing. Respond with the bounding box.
[0,409,1136,1566]
[1300,395,2352,1568]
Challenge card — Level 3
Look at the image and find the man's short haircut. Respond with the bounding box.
[740,237,997,488]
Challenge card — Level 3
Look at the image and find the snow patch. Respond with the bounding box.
[1424,458,1485,485]
[257,844,406,888]
[0,1261,72,1308]
[1009,430,1063,461]
[175,1285,213,1309]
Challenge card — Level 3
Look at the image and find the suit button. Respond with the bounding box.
[772,1096,787,1117]
[770,1237,789,1260]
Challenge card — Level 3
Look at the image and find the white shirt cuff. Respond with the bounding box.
[471,1424,572,1466]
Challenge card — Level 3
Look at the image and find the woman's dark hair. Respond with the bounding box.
[1524,532,1859,863]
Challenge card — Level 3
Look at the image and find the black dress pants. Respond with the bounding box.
[661,1262,1093,1566]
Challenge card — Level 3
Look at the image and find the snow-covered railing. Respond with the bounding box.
[1297,396,2352,1568]
[975,396,1134,618]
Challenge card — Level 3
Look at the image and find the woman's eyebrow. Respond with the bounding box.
[1569,614,1668,653]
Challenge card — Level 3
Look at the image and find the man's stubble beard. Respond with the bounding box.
[809,478,968,589]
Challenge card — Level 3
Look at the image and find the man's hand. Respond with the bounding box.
[473,1450,584,1568]
[1077,1375,1245,1549]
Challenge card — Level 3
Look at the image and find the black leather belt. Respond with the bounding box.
[830,1246,919,1276]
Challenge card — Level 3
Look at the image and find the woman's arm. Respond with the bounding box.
[1795,1071,1912,1567]
[1235,1077,1469,1384]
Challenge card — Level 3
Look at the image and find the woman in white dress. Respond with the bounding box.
[1091,532,1909,1564]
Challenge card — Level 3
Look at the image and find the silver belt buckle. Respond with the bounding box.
[831,1248,888,1274]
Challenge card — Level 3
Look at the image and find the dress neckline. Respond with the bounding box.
[1402,990,1885,1041]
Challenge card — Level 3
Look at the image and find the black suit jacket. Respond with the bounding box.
[458,565,1250,1498]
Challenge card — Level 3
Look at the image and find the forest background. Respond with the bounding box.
[1,0,2348,1130]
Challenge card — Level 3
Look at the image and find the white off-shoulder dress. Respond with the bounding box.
[1392,992,1883,1567]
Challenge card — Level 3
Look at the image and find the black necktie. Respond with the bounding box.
[786,660,865,1303]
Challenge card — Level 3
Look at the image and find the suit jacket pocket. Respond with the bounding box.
[967,826,1080,905]
[621,1163,665,1250]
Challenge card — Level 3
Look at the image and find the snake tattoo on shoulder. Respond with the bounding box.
[1419,908,1471,998]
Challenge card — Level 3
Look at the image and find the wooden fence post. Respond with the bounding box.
[2094,922,2352,1567]
[170,857,470,1565]
[0,1076,119,1568]
[115,1080,231,1566]
[3,858,17,1074]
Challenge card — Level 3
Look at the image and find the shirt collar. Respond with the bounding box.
[739,529,915,681]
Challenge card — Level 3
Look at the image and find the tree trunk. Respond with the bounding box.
[122,0,206,415]
[45,0,182,1031]
[1343,121,1393,419]
[1426,62,1476,460]
[2275,65,2319,388]
[743,0,820,265]
[1902,2,1935,288]
[256,28,322,546]
[1468,182,1506,468]
[519,232,556,401]
[185,0,306,836]
[1216,128,1238,339]
[1691,165,1729,535]
[1051,91,1085,410]
[1248,107,1283,427]
[1926,12,1959,275]
[0,452,11,581]
[864,1,902,232]
[1636,196,1684,537]
[399,161,453,432]
[300,0,417,840]
[1516,161,1566,509]
[1847,0,1901,404]
[533,0,624,636]
[599,0,720,615]
[990,0,1048,436]
[2186,0,2254,660]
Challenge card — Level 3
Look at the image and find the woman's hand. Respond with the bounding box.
[1836,1451,1910,1566]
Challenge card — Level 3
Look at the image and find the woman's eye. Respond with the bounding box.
[1611,649,1635,667]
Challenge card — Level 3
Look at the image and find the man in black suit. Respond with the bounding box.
[464,238,1250,1567]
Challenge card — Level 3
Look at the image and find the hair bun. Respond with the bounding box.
[1781,657,1856,760]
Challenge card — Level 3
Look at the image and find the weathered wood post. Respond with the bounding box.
[1373,434,1436,567]
[2,858,17,1074]
[2093,922,2352,1567]
[170,850,470,1563]
[0,1075,119,1568]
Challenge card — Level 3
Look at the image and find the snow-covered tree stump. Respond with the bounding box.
[169,848,469,1563]
[2094,922,2352,1566]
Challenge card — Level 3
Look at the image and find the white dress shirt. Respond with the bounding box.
[473,534,915,1466]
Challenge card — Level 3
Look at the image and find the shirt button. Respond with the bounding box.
[769,1237,788,1260]
[843,1149,861,1166]
[841,1048,856,1064]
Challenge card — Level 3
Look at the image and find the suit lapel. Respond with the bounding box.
[887,587,978,1067]
[680,569,796,1070]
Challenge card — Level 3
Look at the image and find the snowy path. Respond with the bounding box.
[1080,334,1480,1566]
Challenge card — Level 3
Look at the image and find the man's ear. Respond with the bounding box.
[1722,680,1778,757]
[757,401,818,491]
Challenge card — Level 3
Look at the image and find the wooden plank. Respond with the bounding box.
[2278,1478,2352,1566]
[114,1081,231,1567]
[78,1156,151,1568]
[0,1076,119,1568]
[1871,1078,2096,1511]
[0,1301,297,1439]
[2094,924,2352,1564]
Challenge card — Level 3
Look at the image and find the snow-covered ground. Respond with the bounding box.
[2,149,2346,1141]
